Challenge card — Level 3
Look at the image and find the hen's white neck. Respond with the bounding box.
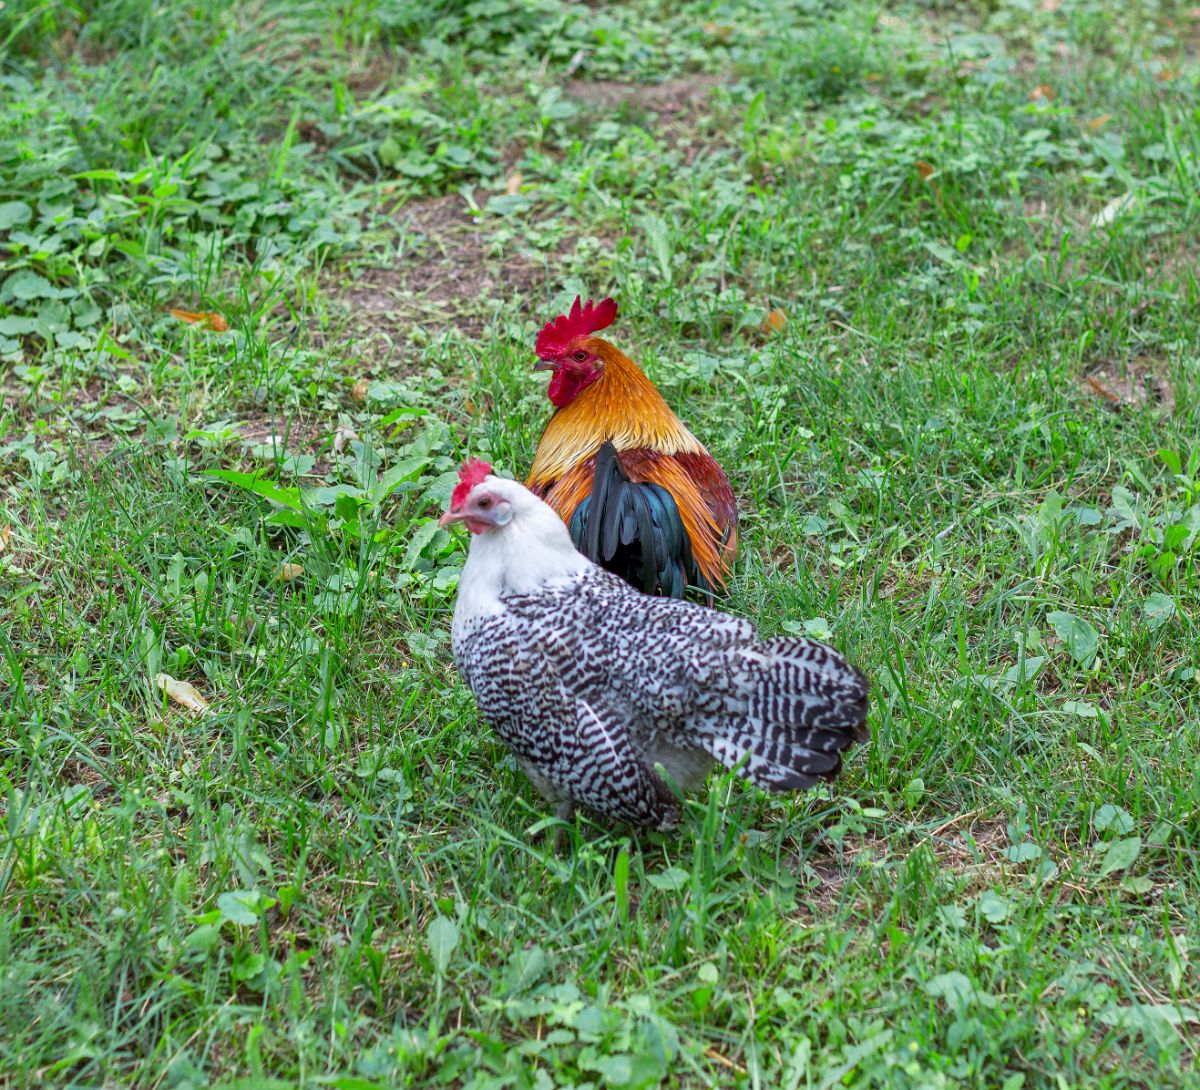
[453,484,590,624]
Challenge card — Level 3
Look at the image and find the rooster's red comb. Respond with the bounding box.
[535,295,617,358]
[450,458,493,509]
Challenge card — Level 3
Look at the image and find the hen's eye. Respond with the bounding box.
[573,350,588,362]
[478,497,492,508]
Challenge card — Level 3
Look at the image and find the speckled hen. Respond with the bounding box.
[440,459,870,830]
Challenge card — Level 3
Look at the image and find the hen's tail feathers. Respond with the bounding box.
[569,440,697,598]
[700,637,869,792]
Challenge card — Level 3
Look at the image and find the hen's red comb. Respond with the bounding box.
[535,295,617,358]
[450,458,493,509]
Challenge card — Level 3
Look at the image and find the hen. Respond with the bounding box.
[441,459,869,830]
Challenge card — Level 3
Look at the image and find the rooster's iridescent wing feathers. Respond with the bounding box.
[568,441,697,597]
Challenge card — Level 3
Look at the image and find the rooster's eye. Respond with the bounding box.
[573,350,588,362]
[478,497,492,508]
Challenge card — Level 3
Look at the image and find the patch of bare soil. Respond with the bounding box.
[228,411,339,478]
[802,815,1046,919]
[1145,234,1200,291]
[566,74,719,112]
[565,75,721,146]
[234,411,328,448]
[323,194,558,367]
[323,77,722,366]
[1081,359,1176,414]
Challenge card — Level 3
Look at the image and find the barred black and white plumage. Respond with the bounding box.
[440,462,869,830]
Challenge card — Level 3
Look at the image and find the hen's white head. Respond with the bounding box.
[439,459,548,535]
[440,459,588,594]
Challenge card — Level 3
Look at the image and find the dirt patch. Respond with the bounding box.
[1014,192,1081,252]
[233,411,329,450]
[1022,195,1059,223]
[343,51,400,96]
[0,365,162,461]
[321,76,723,364]
[1145,234,1200,291]
[1081,360,1176,413]
[800,814,1045,919]
[227,411,339,478]
[322,194,563,366]
[565,75,721,145]
[45,26,117,67]
[565,75,719,113]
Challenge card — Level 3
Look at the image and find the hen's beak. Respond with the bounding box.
[438,509,466,529]
[533,359,557,372]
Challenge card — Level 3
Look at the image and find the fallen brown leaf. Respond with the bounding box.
[277,562,303,583]
[1085,373,1122,403]
[169,308,229,332]
[0,524,11,555]
[350,378,370,404]
[1086,114,1112,131]
[1029,84,1054,102]
[762,309,787,334]
[915,160,944,203]
[704,1048,748,1075]
[153,673,210,715]
[504,171,523,197]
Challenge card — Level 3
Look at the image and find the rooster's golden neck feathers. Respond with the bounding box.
[528,338,702,487]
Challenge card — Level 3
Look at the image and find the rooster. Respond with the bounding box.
[440,460,868,830]
[526,296,737,599]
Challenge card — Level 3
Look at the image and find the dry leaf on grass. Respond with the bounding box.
[277,562,303,582]
[0,524,12,555]
[914,161,943,202]
[1086,114,1112,131]
[1085,373,1122,403]
[1028,84,1054,102]
[762,309,787,334]
[350,378,370,404]
[168,308,229,332]
[504,171,523,197]
[153,673,210,715]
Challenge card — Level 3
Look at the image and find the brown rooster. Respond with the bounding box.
[526,296,737,598]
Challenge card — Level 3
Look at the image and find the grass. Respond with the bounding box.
[1,0,1198,1086]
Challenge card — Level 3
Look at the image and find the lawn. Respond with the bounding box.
[1,0,1198,1086]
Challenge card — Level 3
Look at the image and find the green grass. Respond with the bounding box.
[1,0,1198,1086]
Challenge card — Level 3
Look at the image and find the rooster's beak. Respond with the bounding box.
[533,359,557,372]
